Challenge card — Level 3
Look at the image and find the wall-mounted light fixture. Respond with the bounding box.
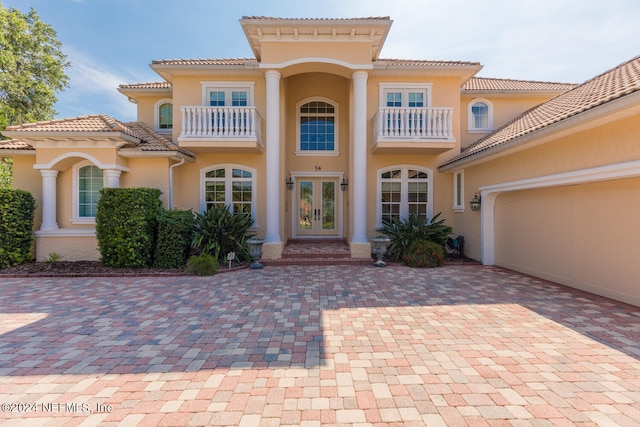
[470,193,481,211]
[286,176,294,190]
[340,178,349,191]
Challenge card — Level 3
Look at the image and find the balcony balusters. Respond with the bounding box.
[180,106,262,141]
[374,107,454,140]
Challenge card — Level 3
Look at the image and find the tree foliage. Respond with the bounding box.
[0,2,69,130]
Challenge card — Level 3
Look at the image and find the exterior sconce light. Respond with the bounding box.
[470,193,481,211]
[286,176,294,190]
[340,178,349,191]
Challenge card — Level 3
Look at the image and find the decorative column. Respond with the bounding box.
[104,169,121,188]
[264,70,282,250]
[40,169,59,231]
[351,71,369,247]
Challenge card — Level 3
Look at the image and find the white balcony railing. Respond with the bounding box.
[374,107,454,140]
[180,106,262,141]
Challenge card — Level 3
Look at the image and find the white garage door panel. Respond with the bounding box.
[495,178,640,307]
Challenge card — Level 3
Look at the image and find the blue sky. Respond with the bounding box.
[5,0,640,122]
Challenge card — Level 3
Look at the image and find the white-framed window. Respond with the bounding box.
[468,98,493,132]
[154,99,173,133]
[200,164,257,224]
[453,170,464,212]
[379,83,432,108]
[201,81,255,107]
[72,161,103,224]
[376,165,433,227]
[296,97,339,156]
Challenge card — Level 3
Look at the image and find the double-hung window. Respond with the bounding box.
[202,165,256,222]
[72,162,103,223]
[378,166,432,226]
[296,97,339,156]
[154,99,173,133]
[380,83,431,135]
[201,82,254,133]
[468,98,493,132]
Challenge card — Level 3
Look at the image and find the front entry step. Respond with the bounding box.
[264,239,372,266]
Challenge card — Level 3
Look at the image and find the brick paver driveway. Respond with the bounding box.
[1,265,639,426]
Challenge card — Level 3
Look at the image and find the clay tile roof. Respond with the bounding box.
[151,58,257,66]
[0,139,33,150]
[118,82,172,90]
[241,16,391,21]
[441,55,640,169]
[379,58,481,67]
[3,114,194,158]
[462,77,578,92]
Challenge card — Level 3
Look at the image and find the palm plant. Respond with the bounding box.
[378,212,452,262]
[192,205,255,262]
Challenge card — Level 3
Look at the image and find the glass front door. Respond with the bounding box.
[297,178,338,236]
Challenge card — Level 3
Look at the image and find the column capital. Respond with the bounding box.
[40,169,59,178]
[265,69,281,80]
[352,70,369,81]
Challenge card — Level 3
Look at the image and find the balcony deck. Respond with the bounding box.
[178,106,263,152]
[372,107,456,154]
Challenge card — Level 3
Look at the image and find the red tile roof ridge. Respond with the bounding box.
[379,58,482,66]
[441,54,640,169]
[241,16,391,21]
[464,76,578,91]
[119,82,172,89]
[151,58,257,65]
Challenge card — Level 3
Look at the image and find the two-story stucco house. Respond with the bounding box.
[2,16,639,307]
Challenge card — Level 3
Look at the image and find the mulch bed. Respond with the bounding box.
[0,261,248,277]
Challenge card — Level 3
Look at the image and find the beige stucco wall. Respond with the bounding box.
[11,156,42,229]
[494,177,640,307]
[35,234,100,262]
[460,94,556,148]
[170,74,266,143]
[451,112,640,261]
[121,157,172,207]
[261,41,372,66]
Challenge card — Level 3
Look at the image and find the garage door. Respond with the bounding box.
[494,177,640,306]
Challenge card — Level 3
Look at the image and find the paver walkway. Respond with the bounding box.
[0,265,639,426]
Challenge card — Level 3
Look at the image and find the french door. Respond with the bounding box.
[296,178,339,236]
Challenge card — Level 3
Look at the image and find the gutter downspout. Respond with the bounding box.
[169,158,185,209]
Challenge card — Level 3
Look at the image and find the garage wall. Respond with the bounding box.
[495,177,640,307]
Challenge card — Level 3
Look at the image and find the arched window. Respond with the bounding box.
[154,99,173,132]
[201,165,257,222]
[468,99,493,132]
[297,98,338,155]
[77,164,103,219]
[377,166,432,226]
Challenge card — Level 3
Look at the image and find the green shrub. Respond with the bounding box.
[378,212,452,262]
[192,205,254,262]
[184,253,218,276]
[403,240,445,268]
[95,188,163,267]
[0,189,36,268]
[153,209,194,268]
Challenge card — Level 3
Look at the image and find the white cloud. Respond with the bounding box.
[56,47,156,121]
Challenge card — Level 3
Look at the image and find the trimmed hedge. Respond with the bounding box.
[0,189,36,269]
[95,188,162,267]
[153,209,194,268]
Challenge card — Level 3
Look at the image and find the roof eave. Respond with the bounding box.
[118,149,195,161]
[150,62,260,82]
[0,148,35,156]
[439,90,640,172]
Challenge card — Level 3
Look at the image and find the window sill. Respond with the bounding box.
[468,129,492,134]
[452,207,465,213]
[295,151,340,157]
[71,218,96,225]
